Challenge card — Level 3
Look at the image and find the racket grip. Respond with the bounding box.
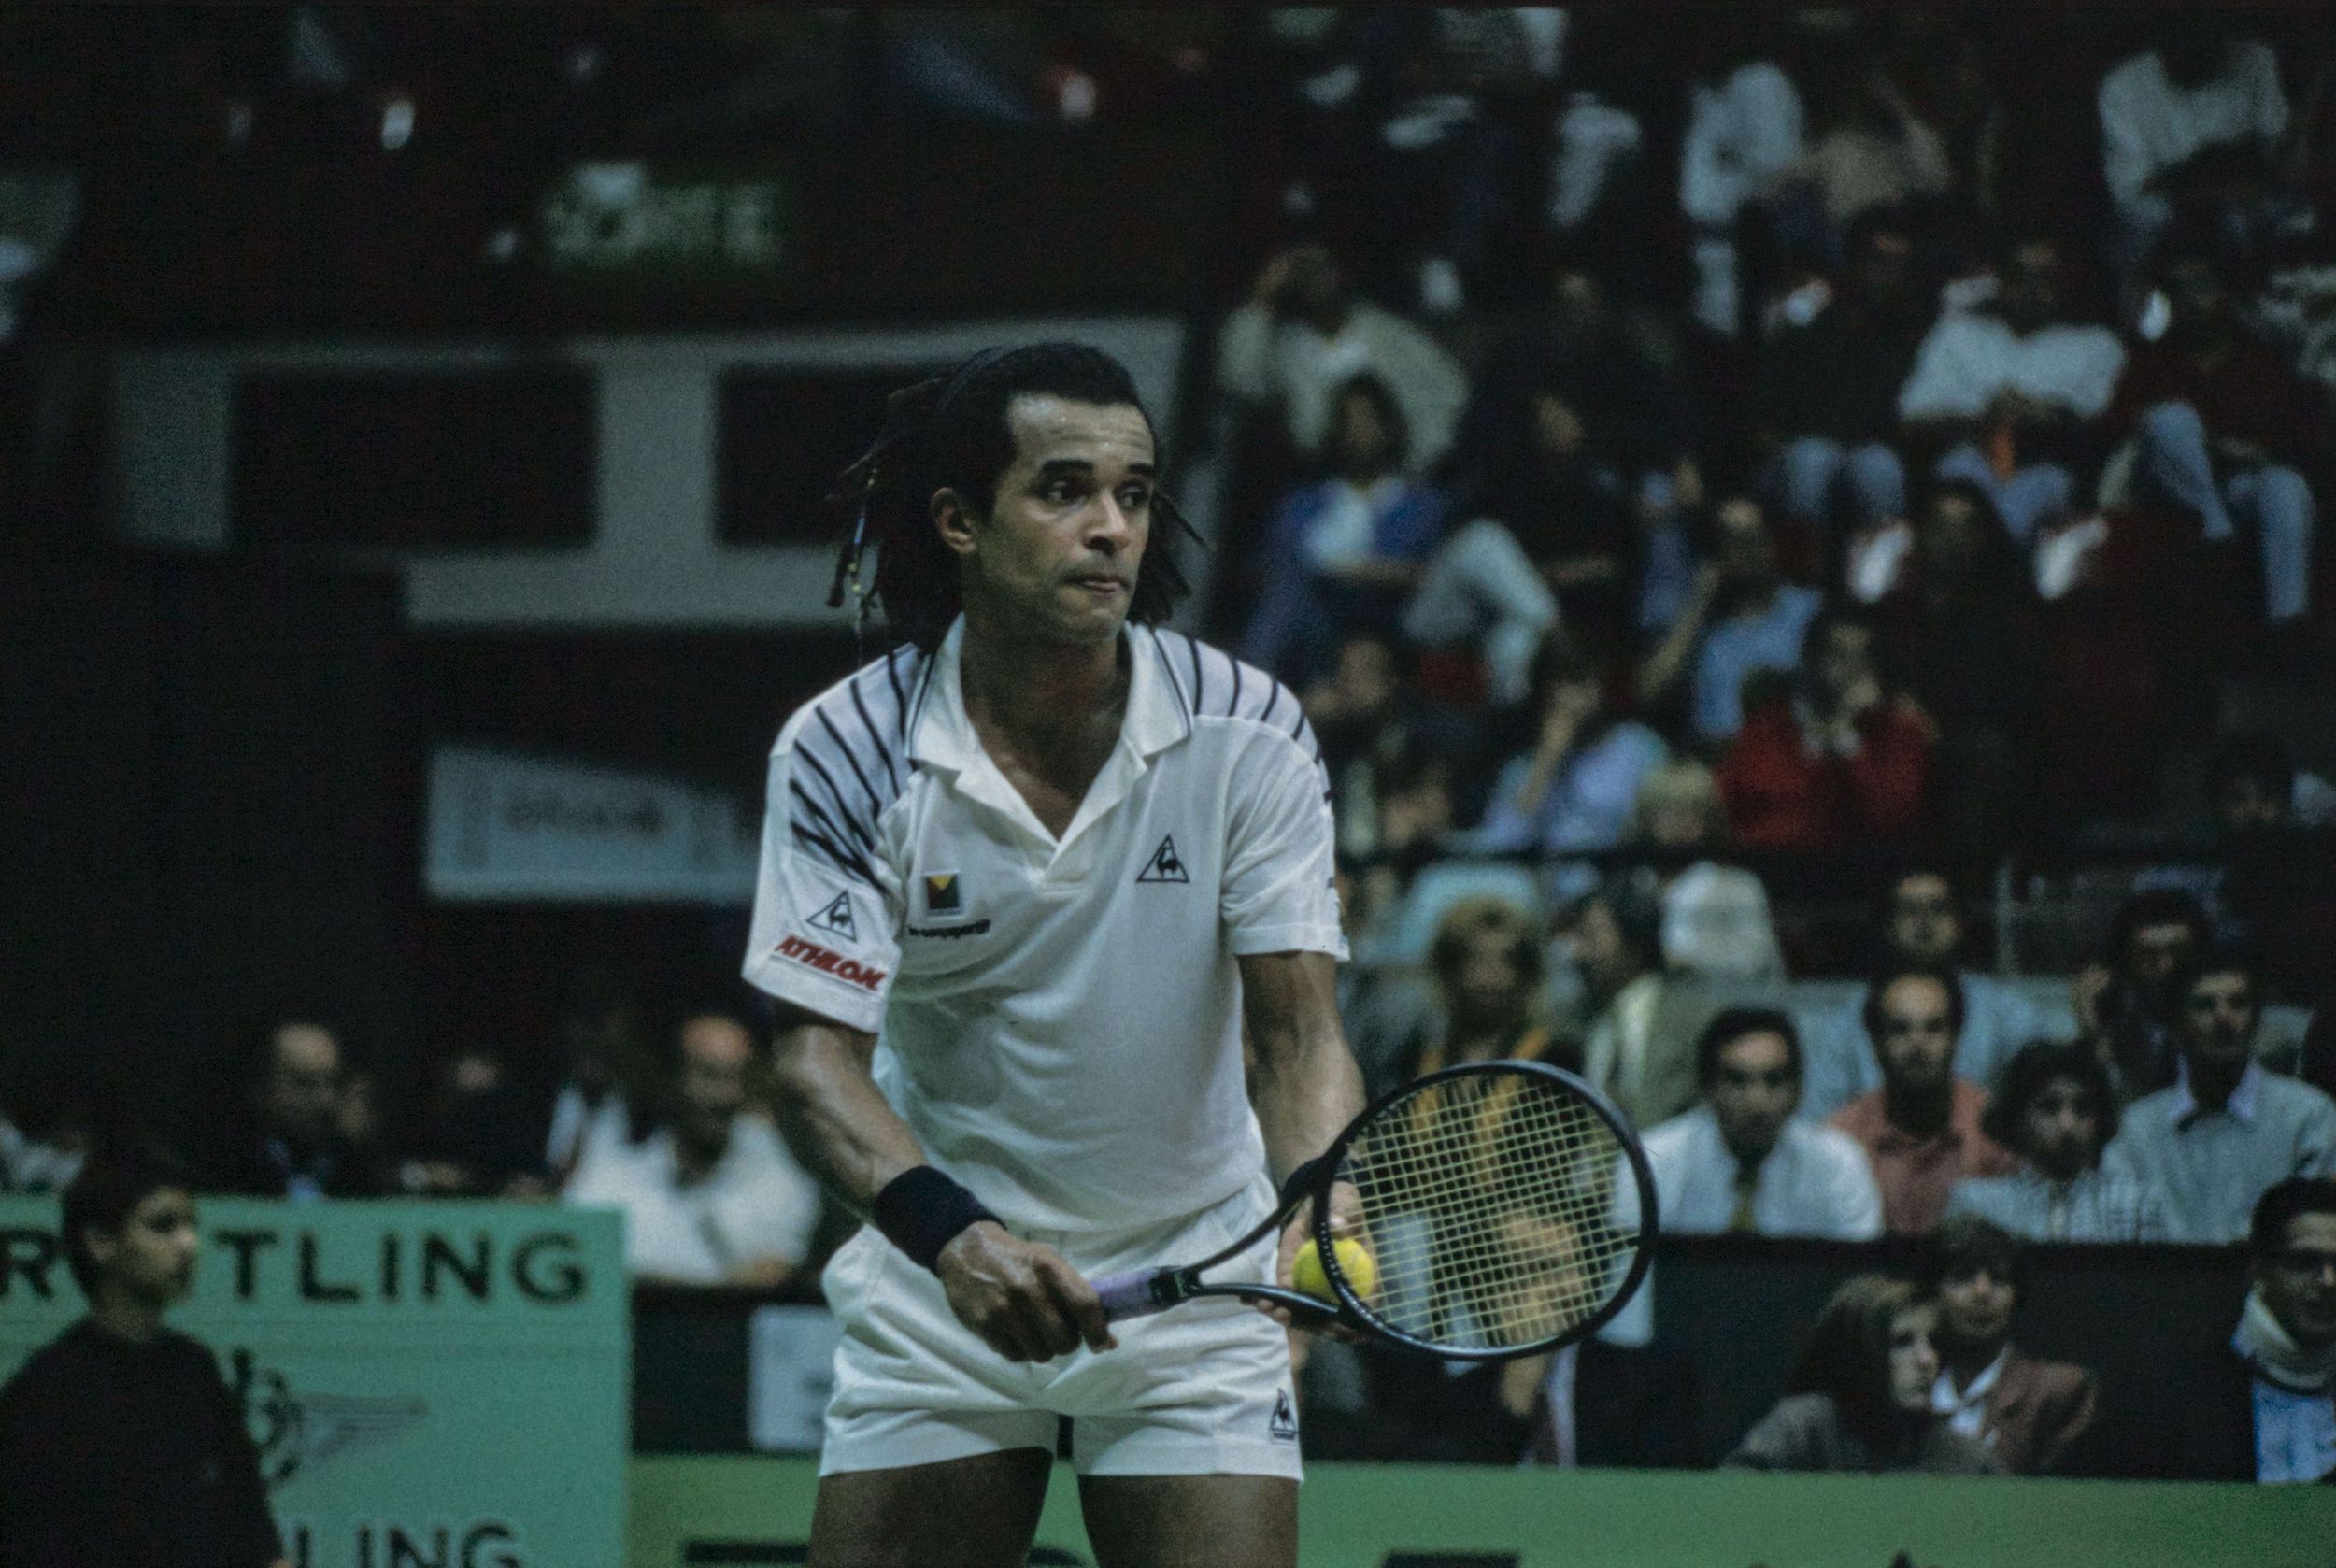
[1091,1267,1172,1322]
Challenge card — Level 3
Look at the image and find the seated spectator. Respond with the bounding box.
[1876,481,2044,861]
[1303,629,1474,862]
[1472,640,1668,880]
[0,1078,87,1193]
[1338,733,1464,961]
[1898,228,2126,547]
[2107,950,2336,1244]
[1629,758,1784,980]
[1637,496,1823,748]
[1830,965,2019,1234]
[2107,242,2319,629]
[208,1019,388,1201]
[1803,863,2053,1119]
[565,1008,822,1287]
[1217,243,1469,476]
[1637,1008,1882,1237]
[1717,605,1935,850]
[1947,1040,2172,1243]
[404,1043,548,1198]
[1757,208,1930,549]
[1385,897,1566,1094]
[1679,23,1805,337]
[2098,21,2291,301]
[1570,871,1702,1131]
[2122,1178,2336,1482]
[0,1147,286,1568]
[1723,1274,2001,1473]
[1240,374,1447,687]
[1791,57,1950,243]
[2072,887,2212,1102]
[1922,1217,2101,1475]
[542,967,645,1187]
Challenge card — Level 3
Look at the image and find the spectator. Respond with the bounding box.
[1793,56,1950,238]
[404,1043,547,1198]
[2107,950,2336,1244]
[1717,604,1935,850]
[1803,864,2053,1119]
[1921,1217,2100,1475]
[1628,758,1784,980]
[2072,887,2212,1102]
[1472,639,1668,880]
[542,967,644,1187]
[1898,229,2126,547]
[2099,21,2291,299]
[0,1079,87,1193]
[1758,208,1931,548]
[565,1008,822,1287]
[1217,243,1469,476]
[1635,1008,1882,1237]
[1302,629,1465,863]
[1389,897,1566,1093]
[1241,374,1446,688]
[1637,496,1823,748]
[2107,242,2320,628]
[1679,23,1805,336]
[1723,1274,2001,1473]
[1570,872,1702,1132]
[2125,1178,2336,1481]
[1875,480,2044,861]
[0,1147,287,1568]
[1337,732,1462,960]
[208,1019,388,1201]
[1830,966,2019,1235]
[1947,1039,2172,1243]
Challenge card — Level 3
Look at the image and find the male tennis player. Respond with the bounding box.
[746,343,1365,1567]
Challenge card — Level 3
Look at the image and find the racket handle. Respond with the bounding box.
[1091,1267,1174,1322]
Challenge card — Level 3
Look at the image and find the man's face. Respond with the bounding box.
[941,394,1155,649]
[1936,1264,2016,1348]
[1449,930,1531,1035]
[1709,1032,1800,1165]
[2121,919,2199,1006]
[1999,241,2062,334]
[675,1016,752,1152]
[1887,875,1961,965]
[2021,1075,2103,1180]
[1873,976,1957,1099]
[2176,970,2258,1076]
[262,1024,344,1147]
[1849,230,1916,309]
[1887,1304,1943,1411]
[88,1188,201,1308]
[1716,501,1775,587]
[2257,1212,2336,1353]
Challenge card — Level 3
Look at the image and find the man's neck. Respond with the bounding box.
[673,1131,729,1185]
[2186,1056,2246,1112]
[961,615,1127,751]
[1885,1082,1953,1138]
[1942,1336,2004,1392]
[88,1292,165,1345]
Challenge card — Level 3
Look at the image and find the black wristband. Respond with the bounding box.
[872,1165,1001,1272]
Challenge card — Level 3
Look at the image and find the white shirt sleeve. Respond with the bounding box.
[1215,301,1280,403]
[1219,727,1347,959]
[741,744,904,1033]
[1899,317,1998,421]
[2098,56,2159,212]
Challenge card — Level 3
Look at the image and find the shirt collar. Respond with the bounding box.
[908,618,1189,775]
[1931,1347,2008,1416]
[2171,1059,2262,1128]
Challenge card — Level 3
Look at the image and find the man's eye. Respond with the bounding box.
[1118,487,1153,510]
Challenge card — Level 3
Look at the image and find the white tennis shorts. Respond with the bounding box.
[818,1173,1303,1479]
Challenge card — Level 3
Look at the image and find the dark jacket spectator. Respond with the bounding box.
[1921,1218,2101,1474]
[207,1020,389,1201]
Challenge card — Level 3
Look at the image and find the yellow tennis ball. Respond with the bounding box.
[1292,1237,1375,1302]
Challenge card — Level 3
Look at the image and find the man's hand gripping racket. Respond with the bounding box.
[1089,1062,1659,1359]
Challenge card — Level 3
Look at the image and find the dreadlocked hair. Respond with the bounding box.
[825,342,1200,654]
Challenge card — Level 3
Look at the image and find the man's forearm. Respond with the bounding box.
[1243,952,1368,1182]
[770,1015,929,1216]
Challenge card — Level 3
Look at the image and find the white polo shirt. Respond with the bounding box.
[744,618,1346,1233]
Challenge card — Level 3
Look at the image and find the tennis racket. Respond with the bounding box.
[1090,1061,1659,1361]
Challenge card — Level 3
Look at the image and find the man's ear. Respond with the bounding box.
[932,488,979,559]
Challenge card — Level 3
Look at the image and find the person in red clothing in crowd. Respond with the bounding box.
[1716,604,1935,850]
[2106,238,2321,635]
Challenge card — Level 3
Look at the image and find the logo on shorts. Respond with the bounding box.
[1269,1388,1299,1443]
[773,934,887,991]
[806,891,858,942]
[923,872,962,915]
[1136,834,1189,884]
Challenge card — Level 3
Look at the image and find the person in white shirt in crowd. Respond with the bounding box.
[565,1008,822,1288]
[1679,23,1804,336]
[1946,1039,2171,1243]
[2107,950,2336,1245]
[1638,1007,1882,1238]
[1217,244,1468,476]
[2098,19,2291,305]
[1625,758,1784,982]
[1802,864,2056,1121]
[542,967,644,1187]
[1898,229,2126,547]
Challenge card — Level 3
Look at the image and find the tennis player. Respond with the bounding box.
[746,343,1365,1567]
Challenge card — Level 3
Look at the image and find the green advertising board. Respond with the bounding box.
[0,1198,628,1568]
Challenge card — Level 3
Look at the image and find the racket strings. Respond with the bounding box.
[1333,1073,1641,1351]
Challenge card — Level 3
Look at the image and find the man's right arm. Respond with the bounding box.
[767,1003,1112,1361]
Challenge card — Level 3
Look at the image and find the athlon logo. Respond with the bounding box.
[231,1349,426,1487]
[1268,1387,1299,1443]
[775,934,887,991]
[806,891,858,942]
[1136,834,1189,884]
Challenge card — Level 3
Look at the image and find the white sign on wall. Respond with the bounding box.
[424,744,757,904]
